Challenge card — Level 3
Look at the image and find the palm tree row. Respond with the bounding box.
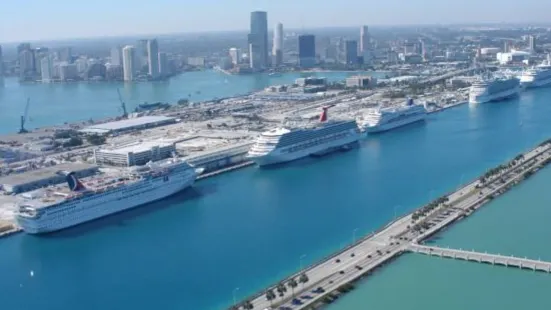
[264,272,310,305]
[411,196,449,221]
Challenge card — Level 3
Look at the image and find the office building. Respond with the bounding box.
[273,22,283,66]
[344,40,358,65]
[110,47,122,66]
[59,63,78,81]
[58,47,72,62]
[147,39,160,78]
[94,141,176,167]
[249,11,269,69]
[529,35,536,52]
[158,52,168,77]
[40,56,53,83]
[136,39,148,69]
[229,48,241,65]
[346,75,377,88]
[360,25,371,64]
[298,34,316,68]
[122,45,136,81]
[0,45,3,83]
[19,49,36,77]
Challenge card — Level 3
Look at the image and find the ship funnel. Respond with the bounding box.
[61,171,86,192]
[407,98,414,106]
[319,105,335,122]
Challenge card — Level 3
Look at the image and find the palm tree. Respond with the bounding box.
[287,278,298,297]
[242,300,254,310]
[299,273,309,287]
[276,283,286,297]
[265,289,276,305]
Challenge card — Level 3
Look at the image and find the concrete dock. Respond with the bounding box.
[409,244,551,273]
[235,142,551,310]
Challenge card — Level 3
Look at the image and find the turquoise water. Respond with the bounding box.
[0,70,372,134]
[1,78,551,309]
[327,254,551,310]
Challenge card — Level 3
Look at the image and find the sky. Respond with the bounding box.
[1,0,551,42]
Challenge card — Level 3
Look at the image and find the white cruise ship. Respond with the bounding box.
[469,74,520,104]
[357,99,426,133]
[247,106,360,166]
[520,59,551,88]
[16,158,201,234]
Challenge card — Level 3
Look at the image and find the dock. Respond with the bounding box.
[232,141,551,310]
[409,244,551,273]
[0,221,22,238]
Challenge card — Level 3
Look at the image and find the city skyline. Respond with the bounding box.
[2,0,551,42]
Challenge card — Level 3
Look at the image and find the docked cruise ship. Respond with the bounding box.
[16,158,201,234]
[468,74,520,104]
[247,106,360,166]
[520,59,551,88]
[357,99,427,133]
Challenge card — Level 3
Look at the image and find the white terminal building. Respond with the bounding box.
[496,50,531,65]
[94,141,177,167]
[346,75,378,88]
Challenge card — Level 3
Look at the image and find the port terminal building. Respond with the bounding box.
[184,142,253,173]
[0,163,98,194]
[94,141,177,167]
[79,116,176,135]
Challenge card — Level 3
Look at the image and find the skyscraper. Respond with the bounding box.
[229,48,241,65]
[40,56,53,83]
[248,11,268,69]
[298,35,316,68]
[272,22,283,67]
[136,39,148,69]
[529,35,536,52]
[122,45,136,81]
[147,39,160,78]
[0,45,3,84]
[344,40,358,65]
[110,47,122,66]
[158,52,168,77]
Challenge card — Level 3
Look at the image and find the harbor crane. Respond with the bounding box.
[18,97,31,134]
[116,88,128,119]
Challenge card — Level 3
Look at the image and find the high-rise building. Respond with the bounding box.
[529,35,536,52]
[110,47,122,66]
[58,47,72,62]
[136,39,148,69]
[147,39,160,78]
[229,48,241,65]
[40,56,53,83]
[59,63,78,81]
[158,52,168,77]
[503,40,511,53]
[344,40,358,65]
[248,11,269,69]
[19,49,36,77]
[17,43,31,54]
[122,45,136,81]
[0,45,3,84]
[272,22,283,67]
[360,25,371,64]
[298,34,316,68]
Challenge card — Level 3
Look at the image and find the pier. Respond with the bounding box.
[409,244,551,273]
[233,141,551,310]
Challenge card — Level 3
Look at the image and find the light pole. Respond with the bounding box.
[428,189,435,202]
[393,205,401,220]
[233,287,240,307]
[352,228,359,244]
[299,254,307,272]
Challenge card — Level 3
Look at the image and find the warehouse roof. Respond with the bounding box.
[0,163,98,187]
[80,116,176,134]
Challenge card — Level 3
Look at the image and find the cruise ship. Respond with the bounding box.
[469,74,520,104]
[247,106,360,166]
[357,99,427,133]
[16,158,201,234]
[520,59,551,88]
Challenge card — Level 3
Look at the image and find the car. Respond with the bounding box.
[292,298,303,305]
[339,270,345,274]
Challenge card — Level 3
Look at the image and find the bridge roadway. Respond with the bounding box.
[409,244,551,273]
[243,143,551,310]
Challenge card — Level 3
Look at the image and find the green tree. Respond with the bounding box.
[299,273,309,287]
[265,289,276,305]
[85,134,106,145]
[287,278,298,297]
[242,300,254,310]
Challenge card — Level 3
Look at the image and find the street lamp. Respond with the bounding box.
[352,228,359,244]
[393,205,401,220]
[300,254,307,272]
[232,287,240,307]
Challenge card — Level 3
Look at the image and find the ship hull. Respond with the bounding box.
[520,76,551,88]
[469,86,520,104]
[17,170,197,234]
[362,113,426,133]
[248,130,360,167]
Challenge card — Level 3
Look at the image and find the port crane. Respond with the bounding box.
[116,88,128,119]
[18,97,31,134]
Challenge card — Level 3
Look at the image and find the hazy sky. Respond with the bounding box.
[1,0,550,42]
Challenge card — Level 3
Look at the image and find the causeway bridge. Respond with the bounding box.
[409,244,551,273]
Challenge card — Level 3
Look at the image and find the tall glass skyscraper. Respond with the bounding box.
[249,11,268,69]
[298,35,316,68]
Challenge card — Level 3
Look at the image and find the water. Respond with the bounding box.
[1,79,551,310]
[0,70,377,134]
